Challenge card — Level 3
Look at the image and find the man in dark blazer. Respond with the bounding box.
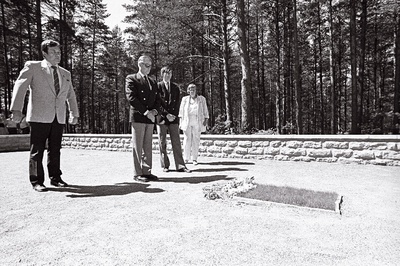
[156,66,190,173]
[10,40,79,192]
[125,55,161,182]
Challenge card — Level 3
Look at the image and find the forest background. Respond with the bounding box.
[0,0,399,135]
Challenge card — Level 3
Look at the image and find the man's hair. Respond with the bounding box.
[41,40,60,54]
[160,66,172,76]
[138,54,152,64]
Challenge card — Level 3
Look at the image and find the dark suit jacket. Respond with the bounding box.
[125,73,161,123]
[157,81,180,125]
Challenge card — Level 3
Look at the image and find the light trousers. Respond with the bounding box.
[183,124,201,161]
[131,122,154,176]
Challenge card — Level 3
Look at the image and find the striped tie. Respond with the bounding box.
[51,66,60,95]
[145,75,152,90]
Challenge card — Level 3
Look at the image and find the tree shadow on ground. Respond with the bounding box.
[192,167,248,173]
[206,161,255,166]
[47,182,164,198]
[156,175,233,184]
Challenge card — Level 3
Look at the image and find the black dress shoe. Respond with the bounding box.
[33,184,48,192]
[50,179,69,187]
[163,168,169,172]
[143,174,158,181]
[134,175,149,182]
[177,168,191,173]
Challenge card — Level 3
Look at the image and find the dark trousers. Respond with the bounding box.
[29,118,64,186]
[157,123,186,170]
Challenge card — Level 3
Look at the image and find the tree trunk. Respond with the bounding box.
[329,0,337,134]
[359,0,367,132]
[26,0,33,60]
[261,23,267,129]
[317,2,325,133]
[313,37,318,133]
[1,1,11,115]
[350,0,360,133]
[275,0,281,133]
[90,2,97,133]
[292,0,302,134]
[394,10,400,133]
[221,0,232,129]
[255,6,266,130]
[337,17,345,133]
[283,4,290,132]
[58,0,63,63]
[205,9,214,127]
[36,0,42,58]
[237,0,252,132]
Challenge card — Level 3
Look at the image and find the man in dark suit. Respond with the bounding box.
[125,55,161,182]
[157,66,191,173]
[10,40,79,192]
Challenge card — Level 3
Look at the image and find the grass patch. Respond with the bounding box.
[237,184,339,211]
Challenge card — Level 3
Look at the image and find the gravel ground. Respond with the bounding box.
[0,148,399,266]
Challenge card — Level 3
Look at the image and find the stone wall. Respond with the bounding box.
[0,135,30,152]
[61,134,400,166]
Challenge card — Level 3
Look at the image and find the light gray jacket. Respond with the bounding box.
[10,60,79,124]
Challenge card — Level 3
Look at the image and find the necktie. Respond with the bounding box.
[51,66,60,95]
[165,82,170,102]
[145,75,152,90]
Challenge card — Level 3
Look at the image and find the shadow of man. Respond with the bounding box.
[155,175,234,184]
[206,161,255,166]
[47,182,164,198]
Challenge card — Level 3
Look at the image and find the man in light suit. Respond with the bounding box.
[10,40,79,192]
[156,66,190,173]
[125,54,161,182]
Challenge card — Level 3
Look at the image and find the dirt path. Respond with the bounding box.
[1,149,399,265]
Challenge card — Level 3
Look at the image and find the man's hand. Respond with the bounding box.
[69,116,78,125]
[11,110,22,123]
[146,112,155,123]
[166,114,175,122]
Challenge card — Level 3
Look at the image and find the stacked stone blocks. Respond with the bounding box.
[58,134,400,167]
[0,135,30,152]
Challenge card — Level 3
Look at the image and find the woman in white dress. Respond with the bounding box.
[179,84,209,165]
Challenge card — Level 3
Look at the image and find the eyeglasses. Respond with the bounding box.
[141,63,152,68]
